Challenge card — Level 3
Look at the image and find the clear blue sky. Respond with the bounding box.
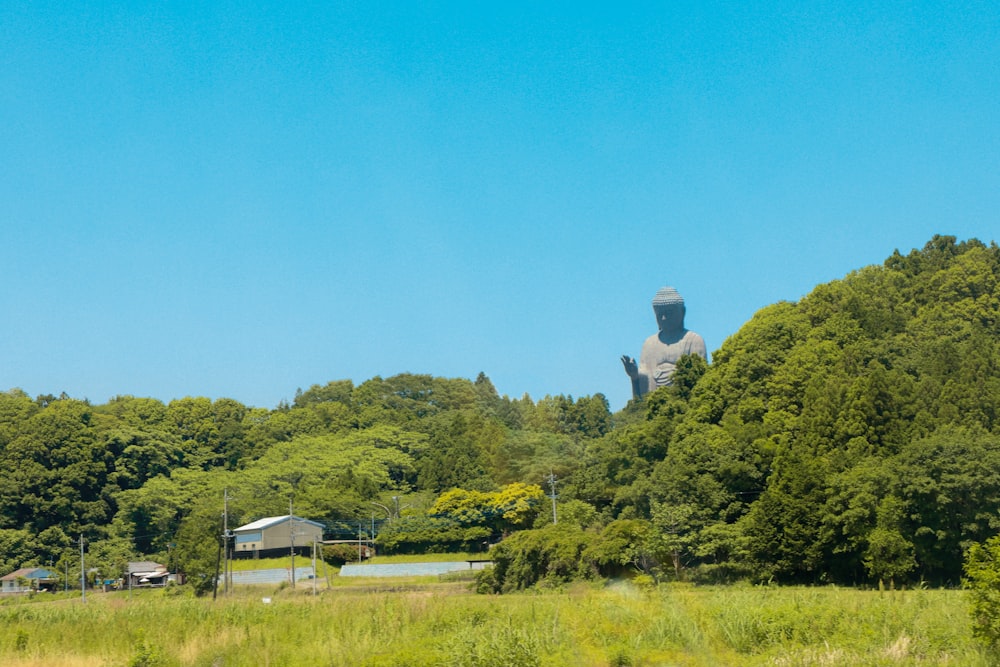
[2,1,998,411]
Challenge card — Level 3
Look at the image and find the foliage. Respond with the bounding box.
[0,372,617,580]
[376,515,492,554]
[620,236,1000,586]
[965,535,1000,649]
[5,236,1000,591]
[478,524,598,592]
[582,519,657,577]
[430,483,545,535]
[321,543,361,566]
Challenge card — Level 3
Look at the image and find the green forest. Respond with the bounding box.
[4,235,1000,592]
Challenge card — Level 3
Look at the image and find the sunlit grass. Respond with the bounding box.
[227,555,304,571]
[0,582,987,666]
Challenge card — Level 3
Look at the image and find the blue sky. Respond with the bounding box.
[2,1,998,411]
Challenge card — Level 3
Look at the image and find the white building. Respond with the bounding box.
[232,515,324,558]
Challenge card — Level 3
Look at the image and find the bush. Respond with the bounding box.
[583,519,657,579]
[376,515,491,554]
[964,535,1000,649]
[322,543,362,566]
[478,524,597,593]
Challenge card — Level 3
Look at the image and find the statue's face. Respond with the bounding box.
[654,304,684,332]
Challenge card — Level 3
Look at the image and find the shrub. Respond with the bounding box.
[478,524,597,593]
[322,543,362,566]
[584,519,657,579]
[376,515,491,554]
[964,535,1000,649]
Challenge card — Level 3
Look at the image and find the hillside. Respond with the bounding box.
[2,235,999,588]
[582,235,1000,584]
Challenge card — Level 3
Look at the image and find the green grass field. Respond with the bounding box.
[227,555,315,572]
[0,581,988,666]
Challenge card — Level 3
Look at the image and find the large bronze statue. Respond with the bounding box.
[622,286,706,399]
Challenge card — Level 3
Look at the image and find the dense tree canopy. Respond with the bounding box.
[623,235,1000,585]
[4,236,1000,590]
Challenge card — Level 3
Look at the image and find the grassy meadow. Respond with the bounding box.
[0,581,988,667]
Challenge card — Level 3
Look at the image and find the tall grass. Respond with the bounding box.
[0,583,987,666]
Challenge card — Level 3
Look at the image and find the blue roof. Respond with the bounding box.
[1,567,57,580]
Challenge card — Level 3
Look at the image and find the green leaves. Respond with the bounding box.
[4,237,1000,590]
[430,483,545,534]
[964,535,1000,648]
[480,524,598,593]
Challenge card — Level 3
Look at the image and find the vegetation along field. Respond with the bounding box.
[0,583,988,667]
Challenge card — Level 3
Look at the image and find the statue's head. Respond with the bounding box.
[652,286,685,332]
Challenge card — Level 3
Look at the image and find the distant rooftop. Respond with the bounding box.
[126,561,165,575]
[1,567,57,580]
[234,515,325,532]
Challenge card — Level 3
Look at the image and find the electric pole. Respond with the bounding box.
[311,541,318,596]
[223,488,229,595]
[79,534,86,603]
[289,497,296,588]
[547,471,558,524]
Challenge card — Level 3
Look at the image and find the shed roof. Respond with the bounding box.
[234,515,325,532]
[127,561,165,574]
[1,567,57,581]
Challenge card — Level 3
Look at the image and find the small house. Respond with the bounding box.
[232,515,324,559]
[125,561,169,588]
[1,567,58,594]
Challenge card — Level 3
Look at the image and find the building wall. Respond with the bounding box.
[260,520,323,550]
[234,519,323,556]
[235,530,263,553]
[1,580,26,594]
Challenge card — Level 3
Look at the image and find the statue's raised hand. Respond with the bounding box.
[621,355,638,378]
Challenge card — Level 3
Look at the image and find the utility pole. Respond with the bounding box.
[289,497,296,588]
[212,530,222,600]
[79,534,86,603]
[222,489,236,595]
[311,541,317,596]
[549,471,558,524]
[223,488,229,595]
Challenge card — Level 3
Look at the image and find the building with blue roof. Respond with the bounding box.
[1,567,58,594]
